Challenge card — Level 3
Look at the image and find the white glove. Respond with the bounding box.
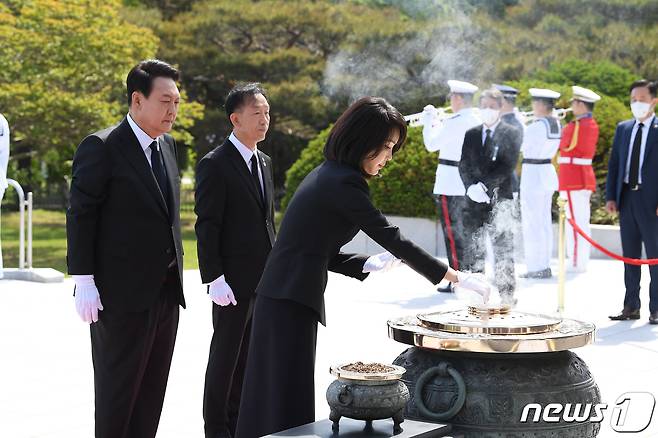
[466,182,490,203]
[209,275,237,306]
[362,251,402,273]
[420,105,438,127]
[73,275,104,323]
[455,272,491,304]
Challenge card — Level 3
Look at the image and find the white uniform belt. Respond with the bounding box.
[558,157,592,165]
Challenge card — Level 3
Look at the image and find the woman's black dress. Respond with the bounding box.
[235,161,448,438]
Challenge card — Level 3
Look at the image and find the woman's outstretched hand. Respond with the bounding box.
[455,271,492,304]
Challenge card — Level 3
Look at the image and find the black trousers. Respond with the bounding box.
[203,295,255,438]
[90,266,180,438]
[620,186,658,313]
[235,295,318,438]
[437,195,466,270]
[462,198,516,296]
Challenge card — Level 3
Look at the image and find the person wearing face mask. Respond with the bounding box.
[558,86,601,274]
[234,97,492,438]
[606,79,658,324]
[421,79,481,293]
[194,83,276,438]
[0,112,9,280]
[519,88,562,279]
[459,88,523,304]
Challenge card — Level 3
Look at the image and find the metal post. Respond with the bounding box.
[27,192,33,269]
[6,179,25,269]
[557,197,567,313]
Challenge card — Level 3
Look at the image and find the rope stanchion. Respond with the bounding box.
[565,191,578,268]
[566,217,658,266]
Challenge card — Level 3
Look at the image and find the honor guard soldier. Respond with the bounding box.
[559,86,600,272]
[421,79,480,292]
[520,88,562,278]
[0,112,9,279]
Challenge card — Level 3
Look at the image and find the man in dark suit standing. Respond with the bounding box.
[195,83,276,438]
[66,59,185,438]
[606,80,658,324]
[459,87,522,305]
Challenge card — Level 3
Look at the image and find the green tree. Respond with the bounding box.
[534,59,638,103]
[157,0,416,190]
[490,0,658,80]
[0,0,203,203]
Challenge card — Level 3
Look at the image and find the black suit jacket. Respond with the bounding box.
[459,123,522,201]
[194,139,275,300]
[66,118,185,312]
[606,117,658,209]
[257,160,448,325]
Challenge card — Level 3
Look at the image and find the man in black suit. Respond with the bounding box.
[459,88,522,304]
[66,60,185,438]
[195,83,276,438]
[606,80,658,324]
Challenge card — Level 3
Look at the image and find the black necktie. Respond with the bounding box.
[149,141,170,208]
[250,153,264,204]
[629,123,643,188]
[484,129,493,158]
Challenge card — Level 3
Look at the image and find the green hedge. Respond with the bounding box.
[282,126,438,218]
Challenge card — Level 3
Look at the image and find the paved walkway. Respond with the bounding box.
[1,258,657,437]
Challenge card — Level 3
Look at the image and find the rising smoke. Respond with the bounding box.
[322,3,497,109]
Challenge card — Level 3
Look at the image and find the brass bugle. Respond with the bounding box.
[520,107,572,124]
[404,106,452,127]
[553,107,572,119]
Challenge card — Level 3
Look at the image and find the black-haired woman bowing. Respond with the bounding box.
[235,97,490,438]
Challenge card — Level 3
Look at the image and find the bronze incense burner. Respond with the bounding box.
[388,306,599,437]
[326,363,410,433]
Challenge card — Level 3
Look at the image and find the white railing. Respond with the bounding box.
[4,179,33,270]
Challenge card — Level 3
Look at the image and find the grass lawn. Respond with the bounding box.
[1,209,284,274]
[0,209,201,274]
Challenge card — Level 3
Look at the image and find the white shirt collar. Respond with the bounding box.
[229,132,258,167]
[635,114,655,128]
[127,113,157,152]
[483,120,500,134]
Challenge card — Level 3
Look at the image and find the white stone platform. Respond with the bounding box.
[0,258,656,437]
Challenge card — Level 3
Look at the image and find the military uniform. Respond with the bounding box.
[0,113,9,279]
[422,80,480,272]
[520,115,561,275]
[558,86,601,272]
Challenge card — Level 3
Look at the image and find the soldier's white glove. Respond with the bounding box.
[209,275,237,306]
[467,182,490,203]
[455,272,491,304]
[363,251,402,273]
[420,105,438,127]
[73,275,104,323]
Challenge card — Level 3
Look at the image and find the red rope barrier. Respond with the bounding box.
[566,217,658,266]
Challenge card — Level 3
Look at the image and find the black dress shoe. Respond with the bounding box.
[519,268,552,279]
[437,282,454,293]
[649,312,658,325]
[609,308,641,320]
